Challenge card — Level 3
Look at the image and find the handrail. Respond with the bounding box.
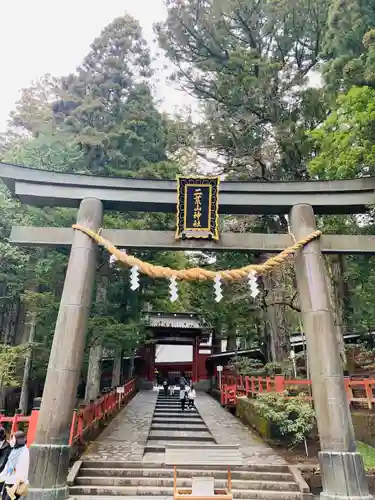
[0,378,137,447]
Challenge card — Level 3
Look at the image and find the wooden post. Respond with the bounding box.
[27,198,103,500]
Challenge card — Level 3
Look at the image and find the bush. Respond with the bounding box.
[253,392,315,447]
[228,355,265,375]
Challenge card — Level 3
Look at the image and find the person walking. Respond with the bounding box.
[0,429,10,474]
[179,384,186,411]
[0,431,29,499]
[188,384,196,410]
[179,373,188,387]
[162,378,169,397]
[169,382,175,396]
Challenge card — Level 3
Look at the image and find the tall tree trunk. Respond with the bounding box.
[85,341,103,403]
[19,312,37,414]
[325,255,346,366]
[211,318,222,354]
[129,354,135,379]
[111,349,122,387]
[226,332,237,351]
[263,266,291,362]
[84,277,107,403]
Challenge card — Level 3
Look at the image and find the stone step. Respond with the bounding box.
[156,400,181,402]
[70,496,170,500]
[153,412,198,418]
[80,462,290,473]
[153,410,203,420]
[155,403,182,406]
[156,398,181,402]
[154,407,182,410]
[154,408,198,412]
[152,419,203,425]
[150,424,208,431]
[76,477,299,491]
[154,406,182,410]
[148,430,212,440]
[70,485,301,499]
[79,468,294,482]
[145,440,215,452]
[156,399,180,402]
[142,452,165,464]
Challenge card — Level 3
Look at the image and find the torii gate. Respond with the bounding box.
[1,162,374,500]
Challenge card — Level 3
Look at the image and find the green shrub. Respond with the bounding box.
[253,392,315,447]
[228,355,265,376]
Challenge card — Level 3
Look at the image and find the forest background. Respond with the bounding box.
[1,0,375,412]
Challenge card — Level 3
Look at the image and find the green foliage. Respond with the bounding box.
[158,0,330,179]
[254,392,315,446]
[322,0,375,92]
[309,86,375,179]
[346,343,375,372]
[228,356,265,376]
[2,134,85,173]
[228,356,305,378]
[357,441,375,471]
[0,344,28,387]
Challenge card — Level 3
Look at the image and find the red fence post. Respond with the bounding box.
[274,375,285,393]
[266,377,272,392]
[27,409,39,447]
[365,381,373,410]
[69,410,77,446]
[245,376,249,397]
[258,377,263,393]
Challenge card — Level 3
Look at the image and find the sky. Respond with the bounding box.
[0,0,196,133]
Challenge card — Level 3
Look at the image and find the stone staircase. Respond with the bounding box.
[69,461,311,499]
[144,391,215,455]
[69,391,312,499]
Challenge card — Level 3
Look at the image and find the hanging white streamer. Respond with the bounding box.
[169,276,178,302]
[130,265,140,291]
[214,275,223,302]
[248,270,259,298]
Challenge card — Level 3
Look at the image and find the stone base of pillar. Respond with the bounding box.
[27,485,69,500]
[28,444,70,500]
[319,451,371,500]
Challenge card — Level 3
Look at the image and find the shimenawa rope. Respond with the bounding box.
[72,224,322,281]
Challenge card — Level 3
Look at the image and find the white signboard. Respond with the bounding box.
[217,365,223,372]
[116,386,125,394]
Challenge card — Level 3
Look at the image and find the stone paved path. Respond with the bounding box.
[196,392,287,465]
[83,390,157,462]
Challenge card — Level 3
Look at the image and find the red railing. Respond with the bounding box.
[220,375,375,409]
[0,378,136,447]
